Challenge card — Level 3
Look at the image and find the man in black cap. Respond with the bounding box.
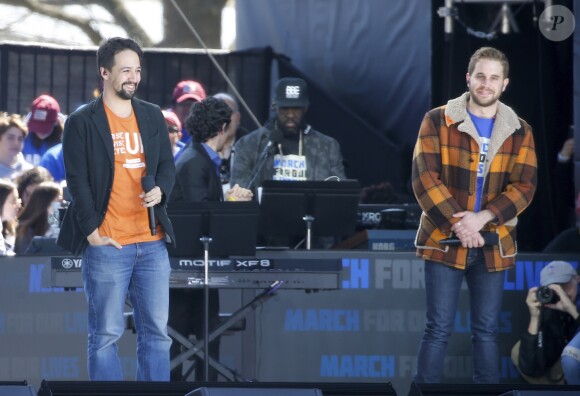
[230,77,346,189]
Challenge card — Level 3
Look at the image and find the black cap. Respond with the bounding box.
[274,77,309,107]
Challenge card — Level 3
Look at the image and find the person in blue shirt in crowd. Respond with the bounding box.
[39,142,65,183]
[24,95,64,166]
[167,80,206,145]
[0,113,33,180]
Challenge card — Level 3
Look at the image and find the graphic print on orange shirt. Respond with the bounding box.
[99,104,162,245]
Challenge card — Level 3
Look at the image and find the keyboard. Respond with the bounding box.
[51,253,341,290]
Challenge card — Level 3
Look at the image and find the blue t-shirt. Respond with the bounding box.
[23,135,55,166]
[468,111,494,212]
[39,143,65,182]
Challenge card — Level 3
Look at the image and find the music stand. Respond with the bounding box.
[166,201,259,381]
[259,180,361,249]
[167,201,259,258]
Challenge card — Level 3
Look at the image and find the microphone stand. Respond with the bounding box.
[200,236,212,382]
[303,215,314,250]
[245,144,275,191]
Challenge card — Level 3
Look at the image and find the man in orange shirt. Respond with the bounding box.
[58,37,176,381]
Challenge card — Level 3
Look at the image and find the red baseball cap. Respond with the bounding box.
[172,80,206,104]
[28,95,60,135]
[162,110,182,132]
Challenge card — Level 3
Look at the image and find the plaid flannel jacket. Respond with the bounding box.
[412,93,537,271]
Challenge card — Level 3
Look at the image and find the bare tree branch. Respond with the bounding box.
[0,0,155,46]
[91,0,154,47]
[2,0,104,44]
[0,0,225,48]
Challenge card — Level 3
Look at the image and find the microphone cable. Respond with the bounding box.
[169,0,263,130]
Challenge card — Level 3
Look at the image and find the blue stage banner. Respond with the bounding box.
[0,252,577,393]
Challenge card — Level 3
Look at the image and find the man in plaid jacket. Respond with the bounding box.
[412,47,537,384]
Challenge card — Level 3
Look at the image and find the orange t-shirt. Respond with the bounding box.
[99,104,163,245]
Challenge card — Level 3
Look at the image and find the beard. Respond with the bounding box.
[115,82,138,100]
[280,124,300,136]
[276,117,303,137]
[469,85,502,108]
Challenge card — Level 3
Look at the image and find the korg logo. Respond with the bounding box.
[359,211,381,226]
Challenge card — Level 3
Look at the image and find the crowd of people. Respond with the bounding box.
[0,37,578,385]
[0,100,64,256]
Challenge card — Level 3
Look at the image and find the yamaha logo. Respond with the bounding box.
[62,259,74,269]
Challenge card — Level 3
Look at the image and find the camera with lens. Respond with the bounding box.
[536,286,560,304]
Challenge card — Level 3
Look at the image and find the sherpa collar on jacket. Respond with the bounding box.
[444,92,523,162]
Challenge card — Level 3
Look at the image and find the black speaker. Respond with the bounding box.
[499,391,580,396]
[408,382,580,396]
[37,380,194,396]
[186,388,323,396]
[0,381,35,396]
[186,382,396,396]
[38,381,397,396]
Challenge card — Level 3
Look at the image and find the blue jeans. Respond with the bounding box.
[82,240,172,381]
[562,330,580,384]
[414,249,504,383]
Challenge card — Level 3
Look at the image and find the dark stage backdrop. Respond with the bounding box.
[0,252,578,394]
[236,0,432,192]
[575,0,580,225]
[432,1,576,251]
[237,0,577,251]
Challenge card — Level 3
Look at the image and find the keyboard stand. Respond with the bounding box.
[168,280,284,381]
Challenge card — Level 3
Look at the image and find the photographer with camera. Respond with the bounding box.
[512,261,580,384]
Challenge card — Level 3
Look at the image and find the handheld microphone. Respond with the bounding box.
[141,176,157,236]
[439,231,499,247]
[245,128,283,190]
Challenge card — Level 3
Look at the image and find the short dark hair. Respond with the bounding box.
[184,97,232,143]
[468,47,509,78]
[96,37,143,79]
